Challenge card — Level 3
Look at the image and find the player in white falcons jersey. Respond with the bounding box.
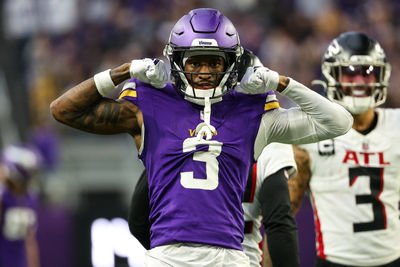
[242,142,297,266]
[289,32,400,267]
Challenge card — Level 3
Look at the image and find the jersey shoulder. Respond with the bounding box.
[118,78,175,104]
[231,89,280,113]
[377,108,400,130]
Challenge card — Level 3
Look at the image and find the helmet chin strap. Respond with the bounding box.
[195,97,216,140]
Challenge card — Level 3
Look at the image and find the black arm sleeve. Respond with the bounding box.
[259,167,300,267]
[128,170,151,249]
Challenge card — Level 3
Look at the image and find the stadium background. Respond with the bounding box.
[1,0,399,266]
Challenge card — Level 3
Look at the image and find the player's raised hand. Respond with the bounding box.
[130,58,168,88]
[238,66,280,94]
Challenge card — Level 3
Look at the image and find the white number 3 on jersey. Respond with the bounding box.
[180,137,222,190]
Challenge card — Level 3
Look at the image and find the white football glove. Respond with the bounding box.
[237,66,280,94]
[129,58,168,89]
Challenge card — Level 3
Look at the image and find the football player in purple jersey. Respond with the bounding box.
[128,49,300,267]
[0,145,42,267]
[51,8,352,266]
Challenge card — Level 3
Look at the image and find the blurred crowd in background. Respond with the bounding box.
[2,0,400,144]
[1,0,400,266]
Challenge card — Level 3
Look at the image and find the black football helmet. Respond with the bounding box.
[321,32,391,114]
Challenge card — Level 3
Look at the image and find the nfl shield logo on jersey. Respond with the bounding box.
[362,142,369,150]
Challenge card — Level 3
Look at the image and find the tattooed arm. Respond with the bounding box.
[50,63,141,137]
[288,146,311,215]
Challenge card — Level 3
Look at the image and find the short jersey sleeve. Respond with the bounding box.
[118,78,139,105]
[264,90,280,112]
[257,142,297,181]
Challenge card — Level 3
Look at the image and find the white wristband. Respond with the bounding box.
[94,69,116,96]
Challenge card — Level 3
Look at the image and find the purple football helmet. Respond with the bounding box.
[1,145,42,184]
[164,8,243,104]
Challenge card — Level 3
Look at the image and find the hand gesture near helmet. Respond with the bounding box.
[130,58,168,89]
[238,66,289,94]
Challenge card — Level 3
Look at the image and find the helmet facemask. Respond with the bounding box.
[165,45,242,105]
[323,60,390,114]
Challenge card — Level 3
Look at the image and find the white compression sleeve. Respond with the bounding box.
[253,78,353,160]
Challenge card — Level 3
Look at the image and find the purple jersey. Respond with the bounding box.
[0,184,38,267]
[119,80,274,250]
